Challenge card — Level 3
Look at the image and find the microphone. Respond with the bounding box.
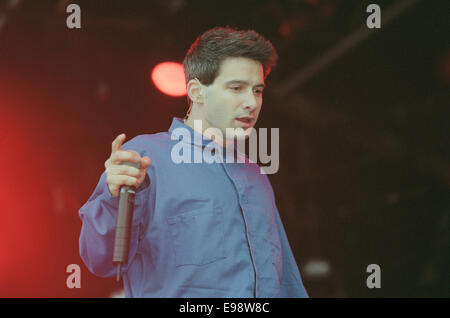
[113,153,141,281]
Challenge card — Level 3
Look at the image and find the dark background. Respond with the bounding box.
[0,0,448,297]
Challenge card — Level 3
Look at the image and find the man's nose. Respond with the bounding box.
[243,91,258,111]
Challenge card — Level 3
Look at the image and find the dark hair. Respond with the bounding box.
[182,26,278,109]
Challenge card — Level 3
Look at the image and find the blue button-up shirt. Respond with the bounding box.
[78,117,308,297]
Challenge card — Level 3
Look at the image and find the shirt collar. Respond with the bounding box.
[168,117,239,150]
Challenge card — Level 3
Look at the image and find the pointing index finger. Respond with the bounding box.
[112,133,126,153]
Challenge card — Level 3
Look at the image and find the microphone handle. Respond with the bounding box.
[113,185,137,281]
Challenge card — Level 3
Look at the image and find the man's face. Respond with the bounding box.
[199,57,265,141]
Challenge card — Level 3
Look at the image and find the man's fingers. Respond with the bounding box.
[110,150,141,164]
[106,174,140,188]
[104,158,110,169]
[106,164,140,177]
[141,156,151,169]
[111,133,126,153]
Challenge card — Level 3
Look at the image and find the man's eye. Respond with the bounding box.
[231,86,242,91]
[254,89,264,95]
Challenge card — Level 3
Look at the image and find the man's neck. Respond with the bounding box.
[184,117,235,148]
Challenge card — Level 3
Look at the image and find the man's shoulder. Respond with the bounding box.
[128,131,169,144]
[236,152,269,176]
[122,131,172,154]
[237,156,273,185]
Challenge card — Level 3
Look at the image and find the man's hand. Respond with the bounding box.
[104,133,151,197]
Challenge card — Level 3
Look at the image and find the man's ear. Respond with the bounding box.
[187,78,204,104]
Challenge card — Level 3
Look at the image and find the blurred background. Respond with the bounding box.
[0,0,449,297]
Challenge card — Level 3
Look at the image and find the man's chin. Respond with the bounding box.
[221,125,255,143]
[231,127,253,140]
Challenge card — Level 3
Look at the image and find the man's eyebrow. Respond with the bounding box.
[225,80,265,88]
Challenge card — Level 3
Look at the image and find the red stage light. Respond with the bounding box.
[151,62,187,97]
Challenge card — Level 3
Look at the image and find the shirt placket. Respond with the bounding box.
[222,162,259,298]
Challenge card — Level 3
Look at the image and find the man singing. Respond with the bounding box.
[78,26,308,298]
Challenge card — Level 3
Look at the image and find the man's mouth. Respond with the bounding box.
[236,116,254,126]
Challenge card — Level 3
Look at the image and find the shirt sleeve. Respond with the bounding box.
[78,145,151,278]
[263,174,309,297]
[274,206,309,298]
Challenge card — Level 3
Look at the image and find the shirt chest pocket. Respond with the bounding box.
[167,206,226,267]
